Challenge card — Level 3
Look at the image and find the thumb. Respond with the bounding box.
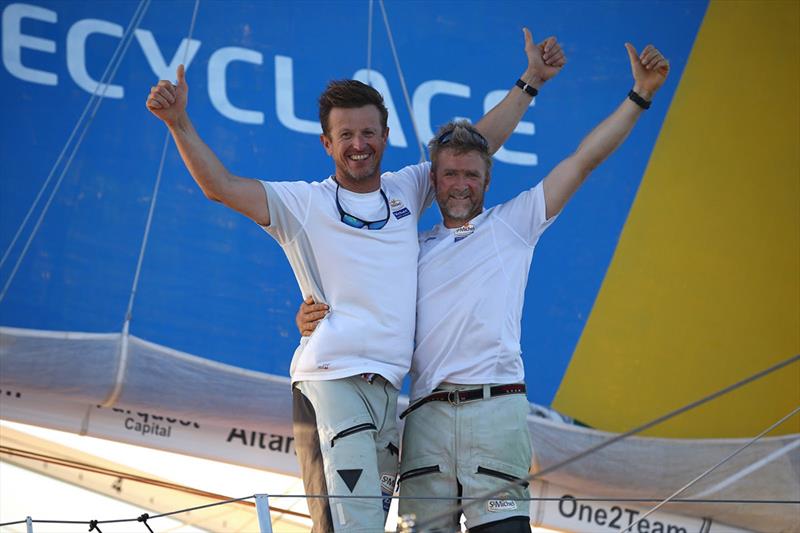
[176,64,186,86]
[522,27,535,48]
[624,42,639,66]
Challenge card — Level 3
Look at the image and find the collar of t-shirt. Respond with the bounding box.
[337,185,387,221]
[433,209,486,239]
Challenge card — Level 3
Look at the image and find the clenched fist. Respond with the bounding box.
[146,64,188,126]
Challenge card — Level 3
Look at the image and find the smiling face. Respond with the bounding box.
[320,105,388,192]
[432,148,490,228]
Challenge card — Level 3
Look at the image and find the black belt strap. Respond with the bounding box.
[399,383,526,419]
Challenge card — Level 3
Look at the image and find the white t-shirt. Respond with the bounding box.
[261,163,433,388]
[410,182,555,401]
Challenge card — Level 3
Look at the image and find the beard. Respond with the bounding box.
[438,195,481,224]
[341,164,376,182]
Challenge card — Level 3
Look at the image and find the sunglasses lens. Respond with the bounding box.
[367,219,388,230]
[342,214,366,228]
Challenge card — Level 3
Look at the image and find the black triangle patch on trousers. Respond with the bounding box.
[337,469,363,492]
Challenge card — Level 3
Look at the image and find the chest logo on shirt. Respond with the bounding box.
[390,198,411,220]
[454,223,475,242]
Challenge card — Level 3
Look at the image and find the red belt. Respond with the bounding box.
[399,383,526,419]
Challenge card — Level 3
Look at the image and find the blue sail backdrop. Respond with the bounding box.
[2,0,707,409]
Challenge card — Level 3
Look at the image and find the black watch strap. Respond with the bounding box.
[516,79,538,97]
[628,89,651,109]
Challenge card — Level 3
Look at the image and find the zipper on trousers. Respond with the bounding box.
[330,422,376,447]
[476,466,529,488]
[399,465,440,483]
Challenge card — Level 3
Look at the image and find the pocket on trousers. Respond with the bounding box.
[398,464,441,484]
[476,465,529,488]
[330,422,377,447]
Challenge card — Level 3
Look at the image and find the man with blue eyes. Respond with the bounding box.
[146,28,564,532]
[299,41,669,532]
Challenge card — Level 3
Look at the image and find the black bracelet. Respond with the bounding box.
[516,79,538,97]
[628,89,651,109]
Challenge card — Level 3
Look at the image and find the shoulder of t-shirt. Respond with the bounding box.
[260,176,332,189]
[260,176,334,201]
[493,181,545,215]
[484,181,553,242]
[381,161,431,184]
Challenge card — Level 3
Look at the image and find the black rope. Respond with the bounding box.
[17,520,91,524]
[256,493,800,504]
[414,353,800,530]
[620,407,800,533]
[2,358,796,531]
[137,513,154,533]
[2,495,796,529]
[0,442,313,521]
[390,496,800,504]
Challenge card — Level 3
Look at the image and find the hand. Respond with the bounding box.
[146,64,188,126]
[296,296,329,337]
[522,27,566,87]
[624,43,669,100]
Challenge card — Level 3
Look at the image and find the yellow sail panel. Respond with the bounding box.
[554,0,800,438]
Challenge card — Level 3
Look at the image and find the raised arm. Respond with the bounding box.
[475,27,566,155]
[146,65,270,226]
[542,43,670,219]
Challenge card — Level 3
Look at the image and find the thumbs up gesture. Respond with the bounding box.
[624,43,669,99]
[146,64,189,126]
[521,27,567,87]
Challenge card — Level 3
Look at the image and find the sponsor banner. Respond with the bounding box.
[0,388,300,477]
[530,481,752,533]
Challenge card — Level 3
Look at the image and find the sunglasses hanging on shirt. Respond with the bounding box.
[334,179,390,230]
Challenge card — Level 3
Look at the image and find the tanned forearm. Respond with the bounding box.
[166,114,269,225]
[542,42,669,219]
[167,114,234,203]
[147,65,269,225]
[543,98,643,219]
[572,98,643,174]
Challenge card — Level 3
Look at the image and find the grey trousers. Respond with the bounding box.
[293,375,400,532]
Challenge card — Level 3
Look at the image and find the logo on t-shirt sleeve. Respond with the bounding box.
[390,198,411,219]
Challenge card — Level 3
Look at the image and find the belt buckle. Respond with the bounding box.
[447,389,462,406]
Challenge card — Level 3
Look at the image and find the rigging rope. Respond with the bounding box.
[366,0,374,85]
[0,0,149,276]
[0,0,151,305]
[123,0,201,328]
[0,445,310,520]
[620,405,800,533]
[1,3,797,531]
[3,430,798,527]
[413,353,800,530]
[103,0,201,409]
[690,436,800,498]
[377,0,426,162]
[0,490,795,529]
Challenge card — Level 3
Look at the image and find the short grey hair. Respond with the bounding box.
[428,120,492,175]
